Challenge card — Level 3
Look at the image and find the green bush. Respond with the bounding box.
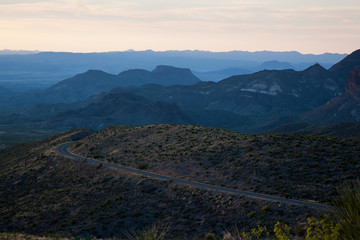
[274,221,291,240]
[247,211,256,219]
[305,217,340,240]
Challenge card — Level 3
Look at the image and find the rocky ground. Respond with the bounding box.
[0,129,320,239]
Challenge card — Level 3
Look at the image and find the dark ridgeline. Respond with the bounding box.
[329,49,360,81]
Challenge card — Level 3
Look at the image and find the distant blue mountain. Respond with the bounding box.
[1,65,201,109]
[8,49,360,133]
[258,61,294,70]
[193,68,252,82]
[0,50,347,90]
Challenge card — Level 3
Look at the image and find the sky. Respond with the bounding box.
[0,0,359,54]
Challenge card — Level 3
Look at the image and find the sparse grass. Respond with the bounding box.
[1,125,359,239]
[72,124,360,203]
[126,223,170,240]
[1,128,310,239]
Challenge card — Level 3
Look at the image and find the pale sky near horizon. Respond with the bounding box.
[1,0,359,54]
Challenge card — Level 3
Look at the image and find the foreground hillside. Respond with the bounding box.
[266,122,360,139]
[72,124,360,203]
[0,129,317,239]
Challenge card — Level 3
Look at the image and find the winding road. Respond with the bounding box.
[57,141,333,211]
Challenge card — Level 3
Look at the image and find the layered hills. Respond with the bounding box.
[42,65,200,104]
[1,49,360,146]
[8,65,338,131]
[22,62,344,131]
[2,49,360,238]
[0,50,347,91]
[109,63,341,116]
[123,48,360,120]
[1,65,200,109]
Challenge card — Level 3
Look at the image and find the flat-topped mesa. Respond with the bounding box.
[152,65,191,73]
[344,66,360,102]
[151,65,201,85]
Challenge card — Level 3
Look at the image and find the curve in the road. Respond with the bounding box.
[57,141,334,211]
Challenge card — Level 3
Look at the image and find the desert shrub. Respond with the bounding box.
[332,181,360,240]
[126,223,169,240]
[304,217,340,240]
[262,205,270,213]
[138,163,148,170]
[273,182,360,240]
[223,224,270,240]
[273,221,291,240]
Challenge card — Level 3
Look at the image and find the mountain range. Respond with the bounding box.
[1,65,200,109]
[2,49,360,136]
[43,65,200,103]
[107,64,341,116]
[0,50,347,91]
[2,49,360,239]
[301,66,360,125]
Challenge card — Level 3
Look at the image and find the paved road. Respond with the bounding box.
[57,141,333,211]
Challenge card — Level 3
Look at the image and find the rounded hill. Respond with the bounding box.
[72,124,360,203]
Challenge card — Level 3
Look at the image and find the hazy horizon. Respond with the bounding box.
[0,48,351,55]
[1,0,359,54]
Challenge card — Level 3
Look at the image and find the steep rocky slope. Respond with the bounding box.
[329,49,360,86]
[109,63,343,117]
[302,67,360,124]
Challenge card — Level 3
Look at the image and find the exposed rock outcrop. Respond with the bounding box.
[301,66,360,124]
[344,66,360,102]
